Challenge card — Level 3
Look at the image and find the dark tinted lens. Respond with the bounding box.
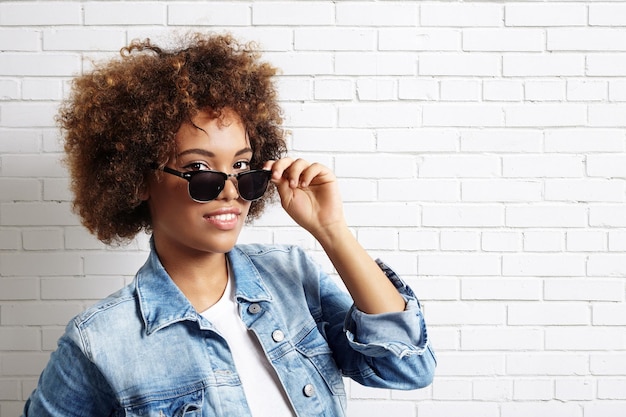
[188,171,227,202]
[237,170,271,201]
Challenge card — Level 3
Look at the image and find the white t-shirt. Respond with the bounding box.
[200,271,295,417]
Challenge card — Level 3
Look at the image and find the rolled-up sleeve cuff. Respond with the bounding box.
[344,259,430,359]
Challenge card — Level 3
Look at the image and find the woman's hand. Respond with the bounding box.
[264,158,346,243]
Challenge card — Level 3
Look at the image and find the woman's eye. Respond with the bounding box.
[233,161,251,171]
[184,162,210,171]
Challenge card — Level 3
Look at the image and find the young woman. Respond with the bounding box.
[22,33,436,417]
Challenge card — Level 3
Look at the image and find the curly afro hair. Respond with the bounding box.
[59,32,286,244]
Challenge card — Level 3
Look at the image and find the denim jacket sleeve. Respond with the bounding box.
[313,254,436,390]
[22,324,116,417]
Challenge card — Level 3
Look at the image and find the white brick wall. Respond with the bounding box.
[1,1,625,416]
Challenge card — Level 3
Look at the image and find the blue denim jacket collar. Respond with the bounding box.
[136,242,273,335]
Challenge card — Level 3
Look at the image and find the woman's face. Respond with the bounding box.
[146,108,253,259]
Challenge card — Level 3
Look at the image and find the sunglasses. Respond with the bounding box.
[156,166,272,202]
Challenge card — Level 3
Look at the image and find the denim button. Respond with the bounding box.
[303,384,315,397]
[272,330,284,342]
[248,304,262,314]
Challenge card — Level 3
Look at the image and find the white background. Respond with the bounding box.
[1,1,626,416]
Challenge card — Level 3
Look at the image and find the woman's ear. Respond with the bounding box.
[138,179,150,201]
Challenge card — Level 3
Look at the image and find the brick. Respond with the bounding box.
[610,80,626,101]
[426,302,504,325]
[1,154,65,178]
[545,278,624,302]
[513,379,553,400]
[504,54,584,77]
[295,28,375,51]
[0,352,50,376]
[313,79,352,101]
[43,178,72,202]
[277,77,313,101]
[377,129,458,153]
[357,229,397,251]
[566,231,607,252]
[501,402,582,417]
[588,155,626,178]
[281,103,335,128]
[419,401,499,417]
[591,353,626,375]
[483,80,524,101]
[549,28,626,51]
[590,205,626,227]
[0,29,39,51]
[398,78,439,100]
[546,327,626,350]
[423,104,504,127]
[338,103,421,128]
[462,327,543,350]
[408,277,459,301]
[356,79,396,101]
[1,302,82,326]
[21,79,63,101]
[523,231,563,252]
[505,104,587,127]
[252,2,334,26]
[462,278,542,301]
[83,253,148,276]
[43,28,126,52]
[593,304,626,326]
[460,130,542,153]
[587,54,626,76]
[379,179,459,202]
[508,302,590,326]
[337,179,376,202]
[291,129,374,152]
[481,231,521,252]
[506,205,587,228]
[22,228,64,250]
[336,3,418,26]
[463,29,544,52]
[432,379,472,400]
[0,277,38,300]
[505,3,587,27]
[421,3,503,27]
[588,254,626,277]
[423,204,504,227]
[503,154,584,178]
[609,230,626,251]
[556,379,594,401]
[440,80,481,102]
[0,327,40,350]
[0,380,20,400]
[86,2,165,25]
[379,29,460,51]
[0,103,58,127]
[502,254,586,277]
[525,80,566,102]
[335,52,416,76]
[419,54,500,76]
[420,155,500,178]
[440,230,480,251]
[0,179,41,202]
[41,276,124,300]
[336,154,416,178]
[507,352,589,376]
[0,252,81,276]
[590,4,626,26]
[1,202,78,227]
[398,230,439,251]
[346,401,415,417]
[545,129,625,153]
[418,253,501,276]
[589,104,626,127]
[343,203,419,227]
[0,2,81,25]
[567,80,607,102]
[545,179,626,203]
[0,230,21,250]
[462,180,542,202]
[263,52,333,76]
[598,379,626,400]
[473,379,513,401]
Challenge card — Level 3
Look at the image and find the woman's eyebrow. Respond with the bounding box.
[176,147,253,158]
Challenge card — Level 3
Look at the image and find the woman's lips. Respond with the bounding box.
[204,208,241,230]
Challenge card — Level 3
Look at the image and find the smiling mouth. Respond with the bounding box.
[208,213,238,222]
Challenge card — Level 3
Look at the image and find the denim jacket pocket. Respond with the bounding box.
[295,324,345,396]
[123,387,204,417]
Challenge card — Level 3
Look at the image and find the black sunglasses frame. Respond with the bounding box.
[156,166,272,202]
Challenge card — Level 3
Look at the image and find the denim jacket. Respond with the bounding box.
[23,244,436,417]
